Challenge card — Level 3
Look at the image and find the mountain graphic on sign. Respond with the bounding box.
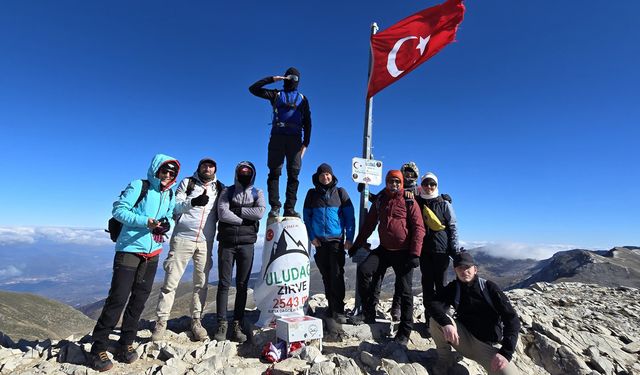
[262,228,309,280]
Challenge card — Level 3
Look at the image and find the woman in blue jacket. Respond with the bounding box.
[91,154,179,372]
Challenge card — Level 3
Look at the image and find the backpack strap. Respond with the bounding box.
[454,278,497,313]
[478,278,498,313]
[215,180,225,193]
[185,177,197,196]
[134,180,150,208]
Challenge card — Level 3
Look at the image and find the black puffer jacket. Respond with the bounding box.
[416,195,458,255]
[217,162,266,247]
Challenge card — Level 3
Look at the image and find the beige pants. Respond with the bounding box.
[429,318,519,375]
[155,236,213,320]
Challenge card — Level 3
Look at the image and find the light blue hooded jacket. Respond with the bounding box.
[113,154,180,254]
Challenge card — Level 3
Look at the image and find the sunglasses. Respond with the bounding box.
[388,178,402,185]
[422,181,437,187]
[159,169,176,177]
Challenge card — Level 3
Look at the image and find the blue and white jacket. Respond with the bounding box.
[113,153,179,254]
[303,173,355,243]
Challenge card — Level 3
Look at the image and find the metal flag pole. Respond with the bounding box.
[359,22,378,225]
[352,22,379,318]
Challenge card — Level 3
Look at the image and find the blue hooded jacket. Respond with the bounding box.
[303,165,355,243]
[113,154,179,254]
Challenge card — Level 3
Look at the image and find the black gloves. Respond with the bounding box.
[152,218,170,235]
[191,190,209,207]
[230,207,242,216]
[408,256,420,269]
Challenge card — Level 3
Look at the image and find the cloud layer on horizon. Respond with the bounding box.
[0,227,112,246]
[0,226,588,261]
[460,240,587,260]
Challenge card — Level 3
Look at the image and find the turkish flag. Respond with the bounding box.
[366,0,465,98]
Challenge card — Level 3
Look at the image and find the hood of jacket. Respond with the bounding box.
[233,161,257,189]
[147,153,180,191]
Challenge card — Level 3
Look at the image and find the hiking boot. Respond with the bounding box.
[268,207,280,218]
[214,320,228,341]
[91,351,113,372]
[151,319,167,341]
[230,320,247,343]
[394,334,409,347]
[391,308,401,322]
[333,313,348,325]
[191,318,208,341]
[283,209,300,218]
[117,344,138,364]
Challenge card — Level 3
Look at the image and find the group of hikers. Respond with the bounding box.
[90,68,521,375]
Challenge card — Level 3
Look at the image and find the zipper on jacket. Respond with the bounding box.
[150,190,166,253]
[195,183,209,242]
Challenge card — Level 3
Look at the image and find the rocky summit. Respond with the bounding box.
[1,281,639,375]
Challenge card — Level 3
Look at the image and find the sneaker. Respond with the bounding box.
[151,319,167,341]
[117,344,138,364]
[91,351,113,372]
[283,209,300,218]
[191,318,208,341]
[268,207,280,218]
[230,320,247,343]
[213,320,228,341]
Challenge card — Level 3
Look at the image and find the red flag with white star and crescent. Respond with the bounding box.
[366,0,465,98]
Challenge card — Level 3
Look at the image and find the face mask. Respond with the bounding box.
[238,174,252,186]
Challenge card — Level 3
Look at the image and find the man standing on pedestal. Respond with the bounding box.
[249,67,312,218]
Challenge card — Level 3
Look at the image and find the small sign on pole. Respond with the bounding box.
[351,157,383,185]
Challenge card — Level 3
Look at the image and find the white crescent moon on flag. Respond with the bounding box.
[387,36,417,78]
[386,35,432,78]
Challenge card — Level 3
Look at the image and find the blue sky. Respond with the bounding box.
[1,0,638,255]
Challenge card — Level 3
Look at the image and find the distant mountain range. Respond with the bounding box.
[511,246,640,289]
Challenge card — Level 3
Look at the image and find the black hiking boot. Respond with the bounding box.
[214,320,228,341]
[117,344,138,364]
[283,209,300,218]
[230,320,247,343]
[91,351,113,372]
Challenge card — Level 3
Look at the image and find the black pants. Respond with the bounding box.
[420,251,451,312]
[267,134,302,211]
[216,243,254,321]
[357,247,414,337]
[314,241,346,316]
[91,252,158,353]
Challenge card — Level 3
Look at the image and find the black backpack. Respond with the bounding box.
[105,180,175,243]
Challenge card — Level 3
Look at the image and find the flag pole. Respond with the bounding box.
[352,22,379,318]
[359,22,379,226]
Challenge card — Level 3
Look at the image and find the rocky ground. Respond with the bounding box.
[1,282,639,375]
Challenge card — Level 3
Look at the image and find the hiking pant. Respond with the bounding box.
[155,236,213,321]
[314,240,346,316]
[357,247,414,337]
[216,243,254,321]
[267,134,302,211]
[421,252,451,314]
[91,252,158,353]
[429,318,519,375]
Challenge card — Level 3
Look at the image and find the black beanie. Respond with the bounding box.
[316,163,333,175]
[284,67,300,91]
